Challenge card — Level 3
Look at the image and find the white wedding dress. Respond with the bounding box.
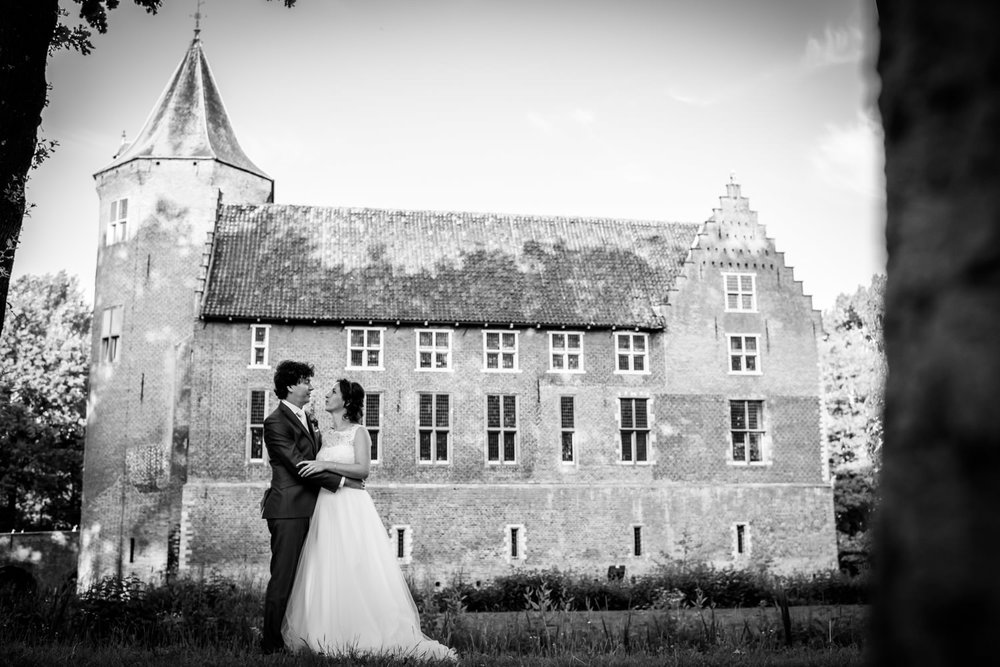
[282,424,456,661]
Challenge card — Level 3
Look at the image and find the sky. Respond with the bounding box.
[16,0,885,313]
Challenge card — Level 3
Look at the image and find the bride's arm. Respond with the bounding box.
[297,427,372,479]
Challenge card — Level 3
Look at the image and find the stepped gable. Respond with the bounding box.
[95,35,268,179]
[200,205,700,328]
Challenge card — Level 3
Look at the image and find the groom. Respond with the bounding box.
[259,359,365,654]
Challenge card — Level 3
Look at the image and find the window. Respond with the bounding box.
[106,197,128,245]
[615,332,649,373]
[728,334,760,374]
[249,325,270,367]
[633,525,643,557]
[391,525,412,564]
[734,522,750,557]
[549,332,583,372]
[248,390,268,462]
[487,394,518,463]
[348,327,384,369]
[723,273,757,312]
[560,396,575,463]
[483,330,518,371]
[730,400,766,463]
[506,524,526,561]
[365,393,382,462]
[100,306,123,363]
[417,393,450,463]
[619,398,650,463]
[417,330,452,370]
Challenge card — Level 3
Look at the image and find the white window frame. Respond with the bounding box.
[247,389,269,463]
[631,524,644,557]
[100,305,123,364]
[727,334,761,375]
[417,393,450,464]
[390,524,412,564]
[365,392,382,464]
[733,521,751,559]
[506,523,526,562]
[560,395,576,464]
[618,396,652,465]
[486,394,518,464]
[106,197,129,246]
[723,272,757,312]
[614,332,650,374]
[249,324,271,368]
[415,329,453,371]
[482,330,519,372]
[548,331,584,373]
[347,326,385,370]
[728,399,770,466]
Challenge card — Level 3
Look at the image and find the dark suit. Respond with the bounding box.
[260,401,344,653]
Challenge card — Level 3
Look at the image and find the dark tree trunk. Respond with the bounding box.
[0,0,58,332]
[872,0,1000,664]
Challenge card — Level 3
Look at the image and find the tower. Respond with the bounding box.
[78,32,273,588]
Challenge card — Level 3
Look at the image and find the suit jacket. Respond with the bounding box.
[260,402,344,519]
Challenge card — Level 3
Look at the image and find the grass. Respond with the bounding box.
[2,643,865,666]
[0,572,868,666]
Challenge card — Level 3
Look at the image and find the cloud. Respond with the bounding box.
[811,111,885,199]
[801,25,865,69]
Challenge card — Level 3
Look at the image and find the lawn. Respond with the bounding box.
[2,606,868,666]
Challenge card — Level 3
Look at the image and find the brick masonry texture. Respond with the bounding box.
[77,36,837,585]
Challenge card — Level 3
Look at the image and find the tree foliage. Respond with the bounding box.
[821,274,885,572]
[0,272,90,530]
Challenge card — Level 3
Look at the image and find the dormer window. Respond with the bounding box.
[107,198,129,246]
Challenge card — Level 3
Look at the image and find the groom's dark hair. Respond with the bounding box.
[273,360,314,399]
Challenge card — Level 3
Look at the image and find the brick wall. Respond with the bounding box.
[176,180,838,582]
[79,158,272,588]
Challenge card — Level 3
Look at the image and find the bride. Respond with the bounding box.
[282,378,457,661]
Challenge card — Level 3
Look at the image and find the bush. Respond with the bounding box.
[418,562,869,613]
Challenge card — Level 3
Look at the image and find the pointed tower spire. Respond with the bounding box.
[193,0,204,40]
[96,34,268,179]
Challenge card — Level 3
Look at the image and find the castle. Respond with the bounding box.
[78,33,837,589]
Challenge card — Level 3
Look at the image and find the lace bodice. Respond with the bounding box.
[317,423,360,464]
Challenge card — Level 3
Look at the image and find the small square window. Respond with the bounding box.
[615,332,649,373]
[549,332,584,372]
[348,327,384,369]
[483,330,519,371]
[417,329,452,370]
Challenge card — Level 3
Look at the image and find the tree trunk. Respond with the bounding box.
[872,1,1000,664]
[0,0,58,333]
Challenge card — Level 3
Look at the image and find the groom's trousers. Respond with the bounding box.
[261,517,310,652]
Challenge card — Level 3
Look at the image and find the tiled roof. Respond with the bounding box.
[201,205,700,328]
[96,37,268,179]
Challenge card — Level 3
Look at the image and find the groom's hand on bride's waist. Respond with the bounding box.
[343,477,366,491]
